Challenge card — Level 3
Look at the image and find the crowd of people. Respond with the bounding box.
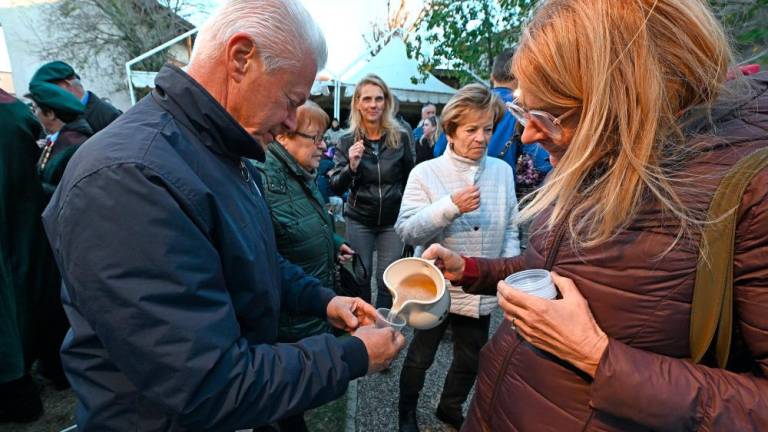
[1,59,123,421]
[1,0,767,431]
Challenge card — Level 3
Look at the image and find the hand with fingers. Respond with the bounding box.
[352,325,406,374]
[326,296,378,332]
[497,272,609,377]
[338,244,355,264]
[349,140,365,173]
[421,243,465,282]
[451,185,480,214]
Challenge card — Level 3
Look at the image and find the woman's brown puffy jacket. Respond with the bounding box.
[461,73,768,431]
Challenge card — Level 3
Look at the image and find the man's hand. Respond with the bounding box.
[326,296,377,332]
[352,326,406,374]
[451,185,480,214]
[422,243,465,282]
[349,140,364,172]
[338,244,355,264]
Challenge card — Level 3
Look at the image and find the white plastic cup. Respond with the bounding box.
[375,307,407,332]
[503,269,558,300]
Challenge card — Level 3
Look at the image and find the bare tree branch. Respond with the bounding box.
[34,0,200,93]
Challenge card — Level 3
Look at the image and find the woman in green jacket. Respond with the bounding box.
[256,100,354,343]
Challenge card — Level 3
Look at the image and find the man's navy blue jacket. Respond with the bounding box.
[43,65,368,431]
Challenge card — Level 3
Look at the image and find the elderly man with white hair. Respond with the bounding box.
[41,1,405,430]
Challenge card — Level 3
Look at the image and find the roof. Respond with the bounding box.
[339,35,456,104]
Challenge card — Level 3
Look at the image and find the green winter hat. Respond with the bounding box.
[27,81,85,116]
[30,61,80,83]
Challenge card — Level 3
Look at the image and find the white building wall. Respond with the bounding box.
[0,0,131,110]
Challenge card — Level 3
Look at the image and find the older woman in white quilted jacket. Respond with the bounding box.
[395,84,520,432]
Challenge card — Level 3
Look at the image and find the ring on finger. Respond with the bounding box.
[510,316,517,331]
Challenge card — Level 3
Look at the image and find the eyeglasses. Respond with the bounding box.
[506,98,577,140]
[294,131,324,145]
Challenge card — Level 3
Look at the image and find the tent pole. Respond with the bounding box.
[126,62,136,106]
[334,80,341,121]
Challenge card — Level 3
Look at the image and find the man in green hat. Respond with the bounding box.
[26,81,93,198]
[31,60,122,133]
[0,88,60,423]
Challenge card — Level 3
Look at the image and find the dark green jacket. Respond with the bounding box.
[255,143,345,342]
[0,90,60,382]
[37,117,92,198]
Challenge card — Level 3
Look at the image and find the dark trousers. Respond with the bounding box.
[399,313,491,412]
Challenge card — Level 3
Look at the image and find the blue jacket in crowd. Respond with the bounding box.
[42,65,368,431]
[432,87,552,176]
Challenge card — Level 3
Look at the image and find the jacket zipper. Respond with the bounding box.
[239,160,251,183]
[377,155,383,225]
[487,214,570,429]
[300,179,336,268]
[487,334,522,431]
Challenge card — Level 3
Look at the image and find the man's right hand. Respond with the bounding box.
[451,185,480,213]
[353,326,405,374]
[349,140,365,172]
[422,243,465,282]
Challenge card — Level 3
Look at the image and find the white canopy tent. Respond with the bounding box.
[339,35,456,104]
[315,34,457,119]
[126,30,456,118]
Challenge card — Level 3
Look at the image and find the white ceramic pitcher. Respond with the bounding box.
[383,257,450,330]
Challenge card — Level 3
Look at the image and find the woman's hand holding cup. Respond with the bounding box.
[497,272,608,378]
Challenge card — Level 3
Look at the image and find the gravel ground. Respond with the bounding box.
[3,219,511,432]
[0,370,76,432]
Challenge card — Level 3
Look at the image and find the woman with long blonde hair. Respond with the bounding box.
[414,115,439,165]
[423,0,768,429]
[330,74,413,308]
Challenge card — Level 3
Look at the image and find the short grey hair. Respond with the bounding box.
[191,0,327,72]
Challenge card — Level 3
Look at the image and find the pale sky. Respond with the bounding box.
[0,0,424,74]
[0,27,10,71]
[194,0,425,76]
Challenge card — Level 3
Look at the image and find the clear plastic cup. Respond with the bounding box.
[504,269,558,299]
[376,307,406,332]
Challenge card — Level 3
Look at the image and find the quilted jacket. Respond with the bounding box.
[395,146,520,318]
[459,72,768,431]
[255,142,345,342]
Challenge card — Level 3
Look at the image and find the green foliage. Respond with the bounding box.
[407,0,538,86]
[412,0,766,87]
[710,0,768,64]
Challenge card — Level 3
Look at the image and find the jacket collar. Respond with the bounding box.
[680,72,768,149]
[151,64,265,162]
[268,142,316,180]
[493,86,515,103]
[445,144,487,183]
[61,117,93,136]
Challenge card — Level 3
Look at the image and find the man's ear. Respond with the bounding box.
[41,110,57,122]
[226,32,261,83]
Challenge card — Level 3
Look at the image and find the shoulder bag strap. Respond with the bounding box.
[690,146,768,367]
